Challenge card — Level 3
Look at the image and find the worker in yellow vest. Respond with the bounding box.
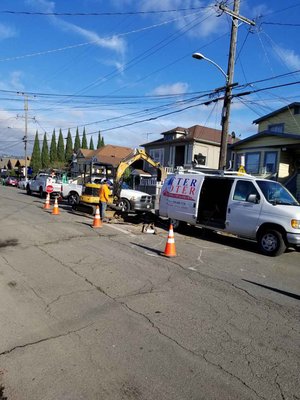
[99,180,111,221]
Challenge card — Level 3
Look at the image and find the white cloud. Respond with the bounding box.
[26,0,126,54]
[151,82,189,95]
[0,23,17,40]
[275,46,300,70]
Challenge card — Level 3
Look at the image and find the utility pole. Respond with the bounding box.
[24,95,28,180]
[218,0,255,170]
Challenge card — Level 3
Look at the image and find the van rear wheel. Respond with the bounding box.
[169,218,187,232]
[258,229,286,256]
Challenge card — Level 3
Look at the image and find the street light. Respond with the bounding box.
[192,52,232,170]
[192,53,228,82]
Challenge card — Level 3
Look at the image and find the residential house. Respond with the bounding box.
[141,125,235,172]
[229,102,300,199]
[71,144,133,182]
[0,156,31,177]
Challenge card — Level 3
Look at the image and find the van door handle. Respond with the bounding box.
[228,208,231,214]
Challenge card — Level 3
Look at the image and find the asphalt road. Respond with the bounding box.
[0,185,299,400]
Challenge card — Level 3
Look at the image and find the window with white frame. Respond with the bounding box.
[264,151,277,173]
[245,152,260,174]
[149,148,164,165]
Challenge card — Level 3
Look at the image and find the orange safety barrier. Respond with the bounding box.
[52,197,60,215]
[43,193,51,209]
[92,206,102,228]
[164,224,177,257]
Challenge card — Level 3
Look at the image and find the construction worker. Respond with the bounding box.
[99,179,111,221]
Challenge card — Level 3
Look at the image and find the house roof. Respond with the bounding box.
[229,130,300,148]
[141,124,234,146]
[77,145,133,167]
[253,102,300,124]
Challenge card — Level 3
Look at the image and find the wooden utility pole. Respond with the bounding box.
[218,0,255,170]
[24,95,28,180]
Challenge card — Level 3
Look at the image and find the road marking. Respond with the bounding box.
[107,224,136,236]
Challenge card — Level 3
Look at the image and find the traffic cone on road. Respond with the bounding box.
[92,206,102,228]
[52,197,60,215]
[43,193,51,210]
[164,224,177,257]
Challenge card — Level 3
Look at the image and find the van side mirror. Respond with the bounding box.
[247,194,260,204]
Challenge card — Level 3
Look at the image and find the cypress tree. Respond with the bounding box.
[81,127,88,149]
[65,128,73,162]
[97,131,101,149]
[41,132,49,169]
[74,127,80,152]
[57,129,65,162]
[50,129,57,164]
[100,136,105,147]
[30,131,41,173]
[89,136,94,150]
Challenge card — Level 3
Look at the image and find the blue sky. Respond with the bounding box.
[0,0,300,156]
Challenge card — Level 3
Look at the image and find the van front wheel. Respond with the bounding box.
[258,229,286,256]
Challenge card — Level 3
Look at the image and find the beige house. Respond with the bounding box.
[141,125,235,172]
[0,156,31,176]
[229,102,300,199]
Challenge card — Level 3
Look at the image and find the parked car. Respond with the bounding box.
[5,176,18,186]
[18,178,30,190]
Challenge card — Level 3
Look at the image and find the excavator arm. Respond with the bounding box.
[113,148,167,200]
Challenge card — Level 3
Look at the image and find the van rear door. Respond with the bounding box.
[162,174,204,224]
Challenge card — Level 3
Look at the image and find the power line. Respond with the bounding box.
[0,6,210,17]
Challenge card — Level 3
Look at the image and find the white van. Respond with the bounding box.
[159,171,300,256]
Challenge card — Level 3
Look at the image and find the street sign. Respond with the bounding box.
[46,185,54,193]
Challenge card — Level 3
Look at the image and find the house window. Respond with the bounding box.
[149,148,164,165]
[268,123,284,133]
[294,106,300,115]
[264,151,277,173]
[245,152,260,174]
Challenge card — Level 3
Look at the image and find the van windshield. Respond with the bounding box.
[257,180,299,206]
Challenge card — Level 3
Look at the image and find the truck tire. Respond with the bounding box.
[26,185,31,195]
[68,192,80,205]
[39,186,44,198]
[258,229,286,256]
[117,198,131,212]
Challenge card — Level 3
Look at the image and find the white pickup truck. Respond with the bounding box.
[61,182,83,205]
[26,174,62,197]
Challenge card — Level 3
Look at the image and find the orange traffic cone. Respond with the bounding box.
[43,193,51,209]
[52,197,60,215]
[92,206,102,228]
[164,224,177,257]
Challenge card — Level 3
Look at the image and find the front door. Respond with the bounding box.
[226,180,262,238]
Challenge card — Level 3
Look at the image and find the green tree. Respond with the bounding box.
[57,129,65,162]
[30,131,41,173]
[41,132,49,169]
[101,136,105,147]
[50,129,57,164]
[97,131,102,149]
[74,127,80,152]
[81,127,88,149]
[89,136,94,150]
[65,128,73,162]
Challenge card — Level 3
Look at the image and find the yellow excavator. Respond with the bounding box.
[73,149,167,215]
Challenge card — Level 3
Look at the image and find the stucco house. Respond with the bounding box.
[141,124,235,172]
[229,102,300,199]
